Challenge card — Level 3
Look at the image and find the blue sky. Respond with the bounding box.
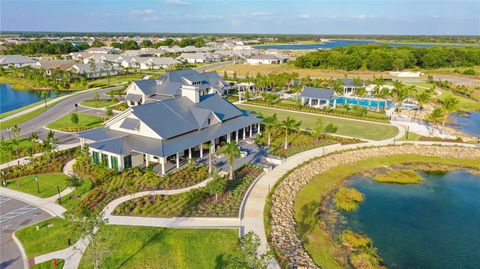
[1,0,479,35]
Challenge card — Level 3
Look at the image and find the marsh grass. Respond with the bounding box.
[334,187,364,212]
[374,170,421,184]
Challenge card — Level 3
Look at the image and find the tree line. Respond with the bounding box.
[294,45,480,71]
[3,41,89,55]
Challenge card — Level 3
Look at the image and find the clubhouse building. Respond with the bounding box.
[78,69,261,174]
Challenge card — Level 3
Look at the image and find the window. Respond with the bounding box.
[92,151,100,165]
[101,154,109,167]
[124,155,132,170]
[208,118,211,125]
[110,156,118,170]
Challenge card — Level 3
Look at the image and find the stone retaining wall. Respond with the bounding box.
[268,145,480,269]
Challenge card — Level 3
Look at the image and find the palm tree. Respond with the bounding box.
[310,119,323,142]
[440,96,459,132]
[201,142,214,174]
[41,91,49,109]
[261,114,278,146]
[428,107,445,134]
[219,141,240,180]
[414,91,431,119]
[279,117,301,150]
[332,80,344,96]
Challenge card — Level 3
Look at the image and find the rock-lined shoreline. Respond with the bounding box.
[268,145,480,269]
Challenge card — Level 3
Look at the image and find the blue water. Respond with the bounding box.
[341,170,480,269]
[333,97,394,109]
[0,83,57,113]
[254,39,466,50]
[449,111,480,136]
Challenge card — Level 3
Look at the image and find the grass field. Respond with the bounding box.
[293,154,480,269]
[16,217,81,258]
[46,113,103,132]
[238,104,399,140]
[80,99,116,108]
[31,259,64,269]
[6,173,69,198]
[78,226,238,269]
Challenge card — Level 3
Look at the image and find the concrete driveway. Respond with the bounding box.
[0,195,51,269]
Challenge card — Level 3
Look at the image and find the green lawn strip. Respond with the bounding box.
[79,99,116,108]
[78,226,237,269]
[16,217,81,258]
[110,101,129,111]
[59,179,93,211]
[0,101,61,130]
[6,173,69,198]
[46,113,104,132]
[87,73,143,88]
[398,131,423,141]
[0,138,37,163]
[31,259,64,269]
[238,105,399,141]
[293,154,480,268]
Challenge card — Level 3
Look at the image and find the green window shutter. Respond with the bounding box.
[124,155,132,170]
[101,154,109,167]
[110,156,118,170]
[92,151,100,165]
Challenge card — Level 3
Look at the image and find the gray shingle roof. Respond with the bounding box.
[125,94,142,102]
[119,118,140,130]
[301,87,335,100]
[339,78,364,87]
[0,55,37,65]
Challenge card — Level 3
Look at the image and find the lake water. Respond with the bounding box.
[254,39,466,50]
[0,83,56,113]
[341,170,480,269]
[449,111,480,136]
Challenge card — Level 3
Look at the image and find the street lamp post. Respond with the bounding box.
[35,175,40,193]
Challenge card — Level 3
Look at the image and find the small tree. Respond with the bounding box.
[202,142,214,174]
[440,96,459,132]
[205,175,226,202]
[219,141,240,180]
[41,91,49,109]
[93,90,100,107]
[428,106,445,133]
[225,231,273,269]
[310,119,323,142]
[71,113,79,125]
[324,123,338,133]
[106,107,113,117]
[261,114,278,147]
[279,117,301,150]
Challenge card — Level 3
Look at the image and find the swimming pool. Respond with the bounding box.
[333,97,395,109]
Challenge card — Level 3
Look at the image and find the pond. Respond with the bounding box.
[254,39,466,50]
[0,83,56,113]
[448,111,480,137]
[340,170,480,269]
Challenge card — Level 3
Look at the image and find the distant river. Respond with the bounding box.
[254,39,466,50]
[0,83,56,113]
[340,170,480,269]
[449,111,480,137]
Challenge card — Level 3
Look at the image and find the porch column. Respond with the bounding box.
[309,98,312,106]
[301,97,305,106]
[227,133,231,143]
[236,131,239,142]
[145,154,149,167]
[258,123,261,135]
[326,99,330,108]
[160,157,166,175]
[250,125,253,137]
[243,127,246,139]
[200,144,204,158]
[211,139,216,153]
[333,99,337,108]
[188,148,192,160]
[176,152,180,168]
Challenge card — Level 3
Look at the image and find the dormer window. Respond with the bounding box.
[208,118,211,125]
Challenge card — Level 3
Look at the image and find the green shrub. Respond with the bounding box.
[374,170,421,184]
[462,69,476,75]
[334,187,364,212]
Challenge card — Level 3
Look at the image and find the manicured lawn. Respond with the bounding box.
[31,259,64,269]
[16,217,81,258]
[80,99,116,108]
[238,105,399,140]
[293,155,480,269]
[0,138,37,163]
[110,101,129,111]
[87,74,143,88]
[46,113,104,132]
[78,226,238,269]
[6,173,69,198]
[0,101,61,130]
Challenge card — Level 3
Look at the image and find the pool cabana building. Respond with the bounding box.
[301,87,336,108]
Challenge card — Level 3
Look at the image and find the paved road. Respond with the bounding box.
[0,86,122,142]
[0,195,51,269]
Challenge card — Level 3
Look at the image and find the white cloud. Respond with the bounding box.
[129,9,159,21]
[165,0,191,6]
[250,11,275,17]
[297,14,311,19]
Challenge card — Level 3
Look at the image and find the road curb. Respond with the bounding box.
[11,231,29,269]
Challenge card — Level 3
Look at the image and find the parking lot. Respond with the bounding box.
[0,195,51,269]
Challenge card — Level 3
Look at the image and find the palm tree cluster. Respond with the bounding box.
[260,114,303,150]
[3,66,86,90]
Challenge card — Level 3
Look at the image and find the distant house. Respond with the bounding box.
[246,54,289,65]
[301,87,336,108]
[84,46,117,54]
[139,57,180,70]
[32,60,76,75]
[365,84,394,97]
[124,69,230,106]
[0,55,38,68]
[82,54,120,65]
[177,52,214,63]
[339,78,365,95]
[68,63,120,79]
